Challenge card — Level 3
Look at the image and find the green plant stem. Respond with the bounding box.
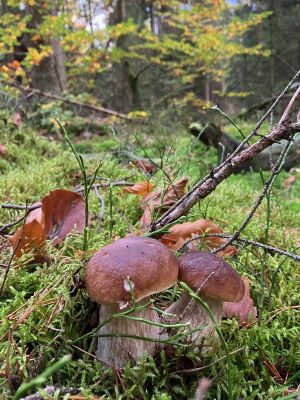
[56,116,101,251]
[13,354,71,400]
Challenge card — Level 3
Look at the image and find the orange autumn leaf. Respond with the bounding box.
[10,219,48,263]
[160,218,238,256]
[25,202,43,226]
[140,177,189,227]
[223,277,257,326]
[131,159,156,174]
[123,181,154,196]
[11,189,87,263]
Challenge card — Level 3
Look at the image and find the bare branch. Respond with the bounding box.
[150,122,300,232]
[181,234,300,262]
[7,83,131,120]
[213,137,293,254]
[279,83,300,125]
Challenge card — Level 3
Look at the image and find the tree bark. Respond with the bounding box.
[25,3,67,94]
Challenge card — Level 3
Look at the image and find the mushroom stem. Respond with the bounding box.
[96,298,161,368]
[165,292,223,347]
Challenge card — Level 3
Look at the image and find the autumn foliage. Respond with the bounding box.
[11,189,86,262]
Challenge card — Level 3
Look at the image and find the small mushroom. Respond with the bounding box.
[165,251,245,346]
[85,236,179,367]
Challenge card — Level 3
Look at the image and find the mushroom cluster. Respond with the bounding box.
[85,238,245,367]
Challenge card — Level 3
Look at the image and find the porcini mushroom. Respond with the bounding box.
[165,251,245,346]
[85,236,179,367]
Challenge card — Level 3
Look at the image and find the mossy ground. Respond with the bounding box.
[0,117,299,400]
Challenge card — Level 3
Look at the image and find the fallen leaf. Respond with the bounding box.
[140,177,189,227]
[223,277,257,326]
[131,159,156,174]
[160,218,238,256]
[283,175,296,189]
[11,189,86,262]
[0,143,6,156]
[10,219,48,264]
[42,189,86,246]
[123,181,154,196]
[25,203,43,226]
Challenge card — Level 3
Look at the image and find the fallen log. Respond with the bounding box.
[189,122,300,172]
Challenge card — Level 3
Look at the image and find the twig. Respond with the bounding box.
[173,346,245,374]
[279,83,300,125]
[7,83,131,120]
[213,137,293,254]
[93,186,105,231]
[181,234,300,262]
[0,203,41,234]
[1,203,41,211]
[0,214,26,234]
[150,71,300,232]
[74,181,134,193]
[150,122,300,232]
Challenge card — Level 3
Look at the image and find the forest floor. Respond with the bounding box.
[0,116,299,400]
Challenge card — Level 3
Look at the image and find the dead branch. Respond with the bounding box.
[181,234,300,262]
[150,121,300,232]
[150,71,300,232]
[8,83,131,120]
[279,82,300,125]
[213,137,293,254]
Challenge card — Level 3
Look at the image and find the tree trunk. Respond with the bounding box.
[25,3,67,94]
[31,38,67,94]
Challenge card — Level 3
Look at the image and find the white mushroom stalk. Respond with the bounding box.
[84,236,179,368]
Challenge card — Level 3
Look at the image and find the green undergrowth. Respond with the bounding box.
[0,118,299,399]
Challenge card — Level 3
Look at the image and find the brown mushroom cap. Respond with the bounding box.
[85,236,179,305]
[178,251,245,302]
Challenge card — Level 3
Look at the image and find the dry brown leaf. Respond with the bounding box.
[123,181,154,196]
[223,277,257,326]
[42,189,86,246]
[160,218,238,256]
[140,177,189,227]
[131,159,156,174]
[283,175,296,189]
[10,219,49,264]
[25,203,43,226]
[0,143,6,156]
[11,190,86,262]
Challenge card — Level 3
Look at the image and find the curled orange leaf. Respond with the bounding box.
[123,181,154,196]
[140,177,189,227]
